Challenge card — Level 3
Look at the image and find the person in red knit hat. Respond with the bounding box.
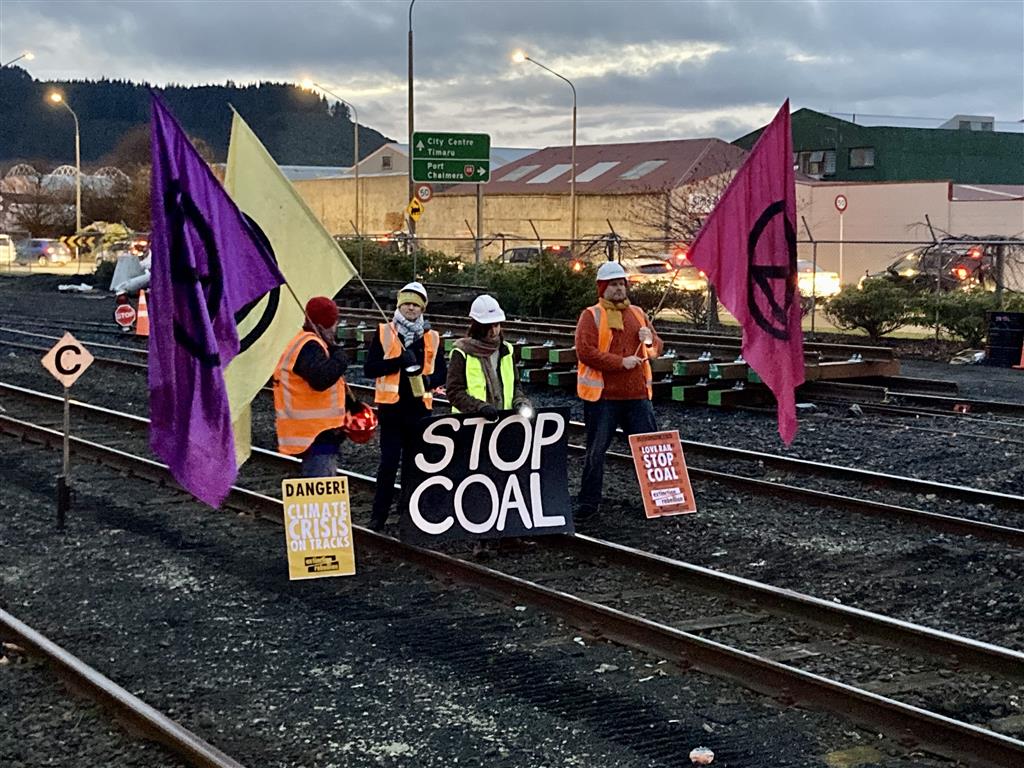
[273,296,351,477]
[574,261,663,521]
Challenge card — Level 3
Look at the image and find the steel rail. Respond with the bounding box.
[4,378,1022,546]
[0,608,246,768]
[800,381,1024,419]
[2,414,1022,768]
[3,389,1023,679]
[334,305,896,361]
[1,330,1015,514]
[674,438,1024,512]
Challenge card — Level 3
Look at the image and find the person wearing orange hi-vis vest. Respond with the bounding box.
[574,261,663,522]
[273,296,361,478]
[364,282,446,532]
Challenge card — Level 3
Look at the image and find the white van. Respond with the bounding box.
[0,234,16,264]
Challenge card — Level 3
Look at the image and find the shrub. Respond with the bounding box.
[336,238,464,283]
[473,255,598,320]
[823,279,917,341]
[628,282,710,325]
[913,289,1024,346]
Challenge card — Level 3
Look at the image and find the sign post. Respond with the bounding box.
[411,131,491,184]
[834,194,848,285]
[40,332,95,529]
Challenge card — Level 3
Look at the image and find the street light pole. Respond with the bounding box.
[408,0,417,251]
[1,51,34,68]
[514,52,577,248]
[48,92,81,269]
[305,81,361,237]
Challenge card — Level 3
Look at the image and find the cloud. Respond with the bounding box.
[3,0,1021,147]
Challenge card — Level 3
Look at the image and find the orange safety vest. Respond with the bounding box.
[374,323,439,409]
[273,331,347,455]
[577,304,653,401]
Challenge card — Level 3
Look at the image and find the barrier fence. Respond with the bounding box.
[3,233,1021,352]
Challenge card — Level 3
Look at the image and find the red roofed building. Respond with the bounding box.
[426,138,747,259]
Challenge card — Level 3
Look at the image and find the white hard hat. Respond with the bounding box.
[400,281,428,302]
[469,294,506,323]
[596,261,628,281]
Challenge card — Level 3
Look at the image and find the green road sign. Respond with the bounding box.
[412,159,490,183]
[412,131,490,183]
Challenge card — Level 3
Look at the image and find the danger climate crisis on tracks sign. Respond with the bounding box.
[412,131,490,184]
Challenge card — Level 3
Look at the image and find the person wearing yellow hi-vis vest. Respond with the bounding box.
[446,294,532,419]
[364,282,446,532]
[574,261,663,522]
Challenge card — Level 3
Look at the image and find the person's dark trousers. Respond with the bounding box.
[577,398,657,516]
[371,402,428,528]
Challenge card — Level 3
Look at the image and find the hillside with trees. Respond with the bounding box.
[0,66,392,168]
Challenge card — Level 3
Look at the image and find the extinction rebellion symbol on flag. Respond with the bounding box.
[747,199,798,341]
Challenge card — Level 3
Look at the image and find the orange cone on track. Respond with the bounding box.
[136,290,150,337]
[1014,346,1023,370]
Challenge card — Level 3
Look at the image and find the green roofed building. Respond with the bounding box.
[733,108,1024,185]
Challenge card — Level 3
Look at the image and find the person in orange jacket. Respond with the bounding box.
[364,282,446,531]
[273,297,350,477]
[574,261,662,521]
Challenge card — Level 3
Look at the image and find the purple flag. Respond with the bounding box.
[148,94,284,507]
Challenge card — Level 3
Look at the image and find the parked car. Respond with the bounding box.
[862,236,1024,293]
[0,234,17,264]
[621,257,676,284]
[93,239,136,264]
[497,244,574,265]
[16,238,73,265]
[796,259,841,300]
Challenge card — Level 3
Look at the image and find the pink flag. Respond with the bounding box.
[687,101,804,443]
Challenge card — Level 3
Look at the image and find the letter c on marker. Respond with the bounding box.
[409,476,454,535]
[55,345,82,376]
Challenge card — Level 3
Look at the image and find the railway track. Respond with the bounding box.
[3,398,1023,766]
[4,316,1021,421]
[3,325,1023,534]
[0,608,245,767]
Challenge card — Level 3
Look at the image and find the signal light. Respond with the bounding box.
[967,246,983,260]
[954,267,970,280]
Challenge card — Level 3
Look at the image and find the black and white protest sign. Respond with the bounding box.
[400,407,573,544]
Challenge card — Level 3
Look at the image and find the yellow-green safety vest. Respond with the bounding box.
[450,342,515,413]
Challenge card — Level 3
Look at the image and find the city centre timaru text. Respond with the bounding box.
[419,137,479,157]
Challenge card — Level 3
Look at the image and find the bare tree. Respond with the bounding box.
[6,167,74,237]
[628,167,736,328]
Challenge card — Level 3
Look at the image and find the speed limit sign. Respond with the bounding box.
[415,184,433,204]
[834,194,848,213]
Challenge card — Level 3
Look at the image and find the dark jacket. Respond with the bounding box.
[364,328,448,412]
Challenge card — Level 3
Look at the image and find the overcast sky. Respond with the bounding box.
[3,0,1022,148]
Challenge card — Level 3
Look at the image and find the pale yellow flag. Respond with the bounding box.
[224,109,356,465]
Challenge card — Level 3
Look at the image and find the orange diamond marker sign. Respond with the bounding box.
[41,332,94,388]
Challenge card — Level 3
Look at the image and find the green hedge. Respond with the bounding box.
[824,278,1024,343]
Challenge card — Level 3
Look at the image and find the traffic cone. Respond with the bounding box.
[1014,345,1023,370]
[135,290,150,337]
